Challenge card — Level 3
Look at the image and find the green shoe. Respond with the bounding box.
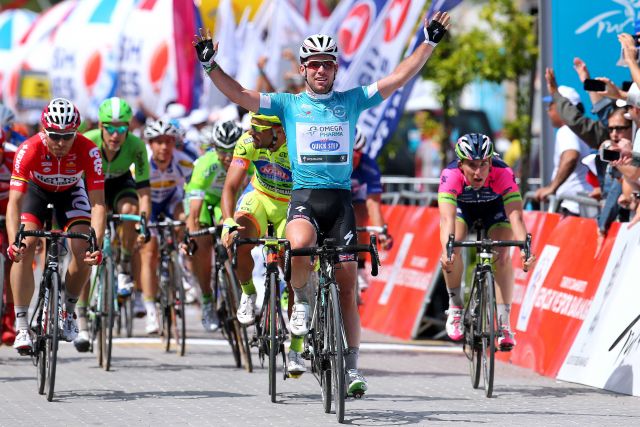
[347,369,367,398]
[280,288,289,311]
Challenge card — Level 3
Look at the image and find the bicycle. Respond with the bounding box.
[88,213,148,370]
[14,219,97,402]
[185,220,252,372]
[147,217,187,356]
[231,223,290,402]
[447,221,531,398]
[284,235,380,423]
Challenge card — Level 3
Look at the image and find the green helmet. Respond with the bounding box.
[98,97,133,123]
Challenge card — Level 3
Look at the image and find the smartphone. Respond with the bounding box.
[601,149,621,162]
[622,80,633,91]
[584,79,606,92]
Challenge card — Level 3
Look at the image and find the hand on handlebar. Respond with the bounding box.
[221,218,243,248]
[378,233,393,251]
[440,252,455,273]
[521,250,536,273]
[84,249,103,266]
[7,243,25,263]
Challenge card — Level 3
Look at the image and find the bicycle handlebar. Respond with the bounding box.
[14,223,98,253]
[183,225,236,256]
[446,233,532,262]
[231,235,291,269]
[283,234,380,282]
[356,224,388,235]
[108,212,150,243]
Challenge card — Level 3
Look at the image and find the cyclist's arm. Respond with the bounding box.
[438,199,457,253]
[204,66,260,113]
[6,189,24,247]
[88,188,106,247]
[137,187,151,219]
[377,43,436,100]
[187,197,204,233]
[365,193,385,227]
[221,164,246,220]
[504,200,528,242]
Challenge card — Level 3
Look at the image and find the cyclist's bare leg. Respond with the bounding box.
[65,223,93,298]
[116,197,139,254]
[234,215,258,284]
[488,225,514,305]
[286,219,316,290]
[9,222,39,308]
[139,237,159,302]
[442,220,467,291]
[335,262,359,347]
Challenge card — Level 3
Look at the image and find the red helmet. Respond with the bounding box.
[41,98,81,131]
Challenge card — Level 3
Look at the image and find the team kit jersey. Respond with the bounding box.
[145,146,193,220]
[230,131,293,237]
[351,154,382,203]
[437,157,522,229]
[184,150,227,224]
[0,144,16,213]
[84,129,150,188]
[258,84,383,190]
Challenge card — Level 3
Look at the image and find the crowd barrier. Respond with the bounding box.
[360,204,640,396]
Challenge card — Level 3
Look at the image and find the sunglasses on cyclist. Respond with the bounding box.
[103,124,129,135]
[44,129,76,142]
[251,124,273,133]
[304,60,337,70]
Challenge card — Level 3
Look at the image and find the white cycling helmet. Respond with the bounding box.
[41,98,81,131]
[212,120,242,150]
[144,119,178,140]
[0,104,16,128]
[354,125,366,151]
[299,34,338,61]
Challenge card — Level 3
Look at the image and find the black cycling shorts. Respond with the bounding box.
[287,189,357,262]
[21,180,92,230]
[105,171,138,211]
[456,198,510,231]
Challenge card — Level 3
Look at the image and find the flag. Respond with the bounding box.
[365,0,463,159]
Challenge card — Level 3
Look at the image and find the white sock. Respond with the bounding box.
[15,306,29,330]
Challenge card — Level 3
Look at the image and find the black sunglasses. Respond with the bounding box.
[45,129,76,141]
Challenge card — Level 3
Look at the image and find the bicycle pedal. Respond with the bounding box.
[287,372,303,379]
[350,390,365,399]
[17,348,32,357]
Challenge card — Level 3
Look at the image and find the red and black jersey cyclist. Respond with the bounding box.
[438,133,536,351]
[6,98,106,354]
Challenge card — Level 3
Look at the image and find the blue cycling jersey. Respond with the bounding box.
[258,84,383,190]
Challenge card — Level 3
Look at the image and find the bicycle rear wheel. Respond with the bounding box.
[45,273,60,402]
[268,274,277,403]
[464,278,482,389]
[481,271,496,398]
[328,282,346,423]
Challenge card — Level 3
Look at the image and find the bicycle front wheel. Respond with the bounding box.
[481,271,496,398]
[171,257,186,356]
[102,258,116,371]
[268,274,277,403]
[45,273,60,402]
[218,268,242,368]
[35,291,47,395]
[225,265,253,373]
[328,282,346,423]
[464,277,482,389]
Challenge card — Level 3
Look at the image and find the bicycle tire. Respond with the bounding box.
[102,257,115,371]
[125,296,134,338]
[268,273,277,403]
[0,254,5,339]
[36,293,46,395]
[328,282,346,423]
[482,271,496,398]
[218,269,242,368]
[225,266,253,372]
[465,278,482,389]
[171,257,186,356]
[45,273,60,402]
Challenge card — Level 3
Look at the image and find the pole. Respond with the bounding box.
[539,0,555,186]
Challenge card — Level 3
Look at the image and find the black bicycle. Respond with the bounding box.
[185,220,252,372]
[284,235,380,423]
[148,218,187,356]
[232,223,290,402]
[447,222,531,398]
[14,221,97,402]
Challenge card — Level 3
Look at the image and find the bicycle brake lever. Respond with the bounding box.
[369,234,379,277]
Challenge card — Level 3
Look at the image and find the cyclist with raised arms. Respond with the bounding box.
[194,11,450,395]
[218,113,300,373]
[6,98,105,353]
[183,120,242,332]
[139,119,192,334]
[438,133,536,351]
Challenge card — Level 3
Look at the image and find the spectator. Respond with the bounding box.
[535,84,594,217]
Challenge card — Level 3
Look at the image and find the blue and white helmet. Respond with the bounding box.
[455,133,494,160]
[299,34,338,61]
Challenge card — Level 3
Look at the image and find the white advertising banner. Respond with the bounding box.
[0,9,37,103]
[557,224,640,396]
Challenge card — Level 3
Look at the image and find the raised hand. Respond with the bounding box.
[572,57,590,82]
[424,11,451,47]
[545,67,558,95]
[193,28,218,72]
